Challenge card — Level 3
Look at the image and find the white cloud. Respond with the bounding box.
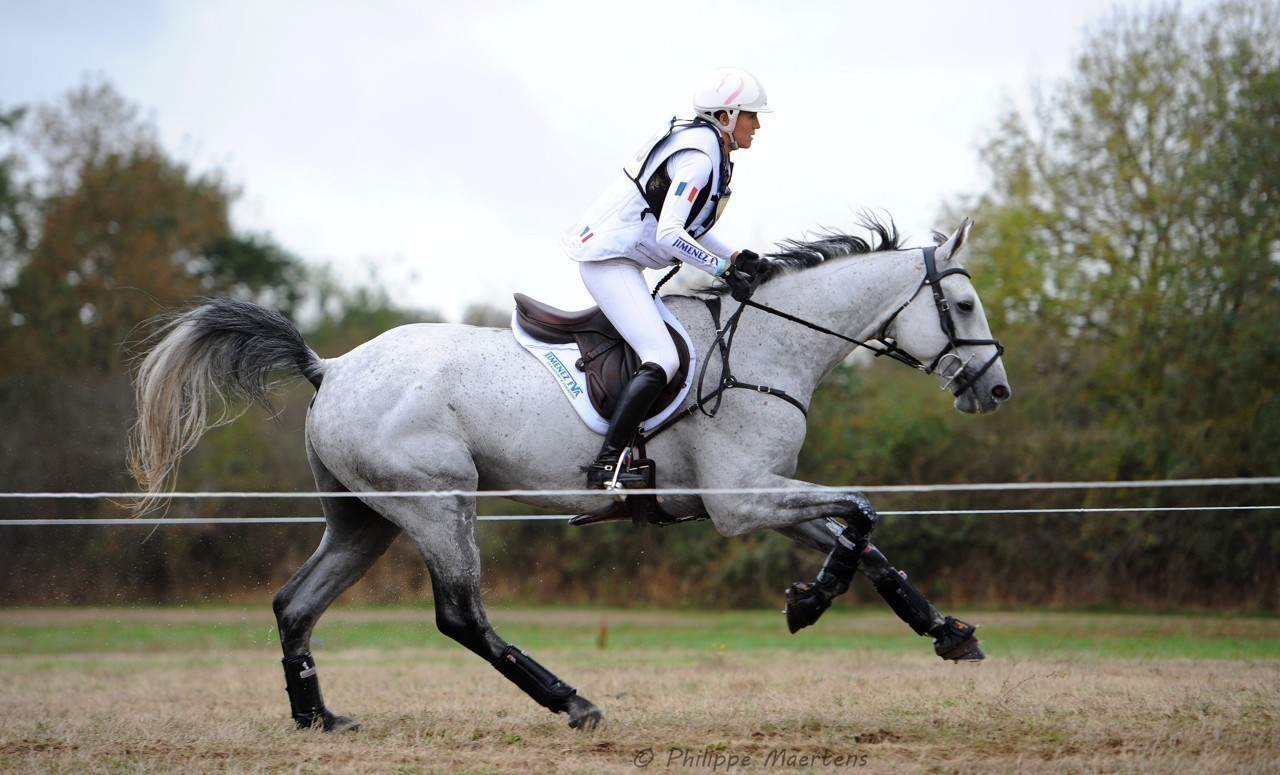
[0,0,1215,321]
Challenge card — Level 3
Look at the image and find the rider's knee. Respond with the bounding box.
[640,351,679,382]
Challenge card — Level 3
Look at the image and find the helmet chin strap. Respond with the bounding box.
[720,110,740,151]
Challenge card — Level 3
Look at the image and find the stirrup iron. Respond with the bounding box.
[605,447,630,493]
[585,447,646,495]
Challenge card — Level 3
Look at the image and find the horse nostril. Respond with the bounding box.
[991,385,1010,401]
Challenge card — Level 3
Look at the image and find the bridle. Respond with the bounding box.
[743,245,1004,398]
[641,245,1004,442]
[868,245,1005,396]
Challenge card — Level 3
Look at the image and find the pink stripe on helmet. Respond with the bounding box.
[719,74,745,106]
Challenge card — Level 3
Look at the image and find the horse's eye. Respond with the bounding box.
[957,300,975,314]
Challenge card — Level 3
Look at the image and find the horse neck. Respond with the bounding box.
[746,249,923,382]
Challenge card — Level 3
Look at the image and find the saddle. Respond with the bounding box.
[513,293,705,529]
[513,293,691,421]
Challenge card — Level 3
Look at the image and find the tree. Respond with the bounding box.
[0,80,310,375]
[5,149,231,373]
[0,105,34,295]
[198,234,309,318]
[955,0,1280,481]
[461,302,511,328]
[0,80,446,605]
[792,0,1280,612]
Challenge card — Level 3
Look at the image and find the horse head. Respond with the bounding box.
[882,218,1011,415]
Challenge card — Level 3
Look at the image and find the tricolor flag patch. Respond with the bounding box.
[672,181,700,203]
[579,225,594,243]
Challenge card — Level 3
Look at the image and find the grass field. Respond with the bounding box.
[1,605,1277,773]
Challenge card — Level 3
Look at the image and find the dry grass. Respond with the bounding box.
[1,609,1277,774]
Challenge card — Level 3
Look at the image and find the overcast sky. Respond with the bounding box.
[1,0,1208,321]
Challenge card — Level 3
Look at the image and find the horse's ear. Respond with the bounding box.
[936,217,973,264]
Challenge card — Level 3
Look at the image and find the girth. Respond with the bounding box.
[513,293,690,420]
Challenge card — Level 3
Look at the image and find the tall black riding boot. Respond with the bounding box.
[584,361,668,488]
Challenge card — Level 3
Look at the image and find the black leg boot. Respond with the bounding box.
[282,653,360,731]
[784,525,868,633]
[584,362,667,489]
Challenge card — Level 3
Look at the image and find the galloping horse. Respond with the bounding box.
[128,216,1010,732]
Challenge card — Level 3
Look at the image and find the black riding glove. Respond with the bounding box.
[724,264,758,302]
[735,249,762,276]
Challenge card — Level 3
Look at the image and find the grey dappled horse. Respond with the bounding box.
[128,217,1010,732]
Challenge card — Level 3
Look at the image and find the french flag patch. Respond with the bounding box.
[579,226,594,243]
[672,181,700,203]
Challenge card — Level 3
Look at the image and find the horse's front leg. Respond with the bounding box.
[776,518,985,661]
[857,543,985,661]
[767,495,875,635]
[703,481,878,630]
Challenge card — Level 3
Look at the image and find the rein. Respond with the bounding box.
[643,246,1004,443]
[748,246,1004,396]
[642,295,806,442]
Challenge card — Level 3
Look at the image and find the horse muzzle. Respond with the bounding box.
[951,362,1011,414]
[941,345,1010,414]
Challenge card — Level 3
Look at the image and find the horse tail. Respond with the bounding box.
[127,298,325,514]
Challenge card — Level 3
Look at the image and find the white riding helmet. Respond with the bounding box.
[693,67,772,135]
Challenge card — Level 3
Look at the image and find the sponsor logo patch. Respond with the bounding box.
[543,352,584,398]
[673,237,715,267]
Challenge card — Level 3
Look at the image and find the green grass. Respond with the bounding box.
[0,620,261,654]
[1,605,1277,661]
[2,606,1278,773]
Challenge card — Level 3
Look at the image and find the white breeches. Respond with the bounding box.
[579,259,679,381]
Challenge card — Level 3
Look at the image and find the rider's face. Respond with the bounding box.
[730,111,760,150]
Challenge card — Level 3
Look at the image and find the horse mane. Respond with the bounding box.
[758,213,904,283]
[696,212,907,296]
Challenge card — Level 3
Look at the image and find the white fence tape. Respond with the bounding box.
[2,476,1277,502]
[0,477,1276,525]
[1,505,1277,527]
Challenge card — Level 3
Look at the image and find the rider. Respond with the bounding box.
[561,67,770,489]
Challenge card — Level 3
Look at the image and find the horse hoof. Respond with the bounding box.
[784,582,831,634]
[311,709,360,732]
[933,616,985,662]
[566,696,604,731]
[325,714,361,733]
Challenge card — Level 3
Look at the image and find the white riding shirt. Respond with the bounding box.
[561,121,734,276]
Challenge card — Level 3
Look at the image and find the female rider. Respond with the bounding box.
[561,67,770,488]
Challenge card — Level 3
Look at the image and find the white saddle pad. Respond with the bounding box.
[511,296,696,436]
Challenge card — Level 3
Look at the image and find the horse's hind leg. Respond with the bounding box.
[777,519,984,661]
[388,487,603,731]
[272,444,402,731]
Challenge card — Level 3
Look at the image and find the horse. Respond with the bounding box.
[127,215,1010,732]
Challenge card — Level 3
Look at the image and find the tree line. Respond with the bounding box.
[2,0,1277,611]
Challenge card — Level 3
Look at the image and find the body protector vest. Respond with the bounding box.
[562,118,733,274]
[624,117,733,239]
